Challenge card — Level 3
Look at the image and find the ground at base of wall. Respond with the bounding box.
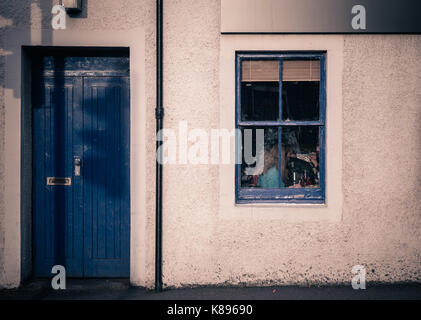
[0,279,420,300]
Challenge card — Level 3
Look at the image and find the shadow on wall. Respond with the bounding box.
[0,0,89,95]
[0,0,89,282]
[0,0,55,284]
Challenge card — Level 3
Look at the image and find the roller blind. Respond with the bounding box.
[241,59,320,82]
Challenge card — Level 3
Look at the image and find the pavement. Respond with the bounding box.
[1,279,421,300]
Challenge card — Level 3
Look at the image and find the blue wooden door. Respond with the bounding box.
[33,53,130,277]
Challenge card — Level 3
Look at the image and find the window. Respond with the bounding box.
[235,52,326,203]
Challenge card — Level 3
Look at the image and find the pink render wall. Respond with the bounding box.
[0,0,420,288]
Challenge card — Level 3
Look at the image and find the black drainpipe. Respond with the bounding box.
[155,0,164,292]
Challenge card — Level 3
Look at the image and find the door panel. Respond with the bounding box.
[33,53,130,278]
[33,77,84,277]
[83,77,130,277]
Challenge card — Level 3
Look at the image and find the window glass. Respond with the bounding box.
[282,60,320,121]
[281,126,320,188]
[241,82,279,121]
[240,127,279,188]
[241,60,279,121]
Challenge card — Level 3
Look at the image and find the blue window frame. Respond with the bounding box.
[235,52,326,204]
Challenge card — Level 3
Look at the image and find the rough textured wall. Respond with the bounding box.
[0,1,420,288]
[342,35,421,282]
[0,43,4,285]
[162,0,221,286]
[0,4,11,285]
[163,6,421,286]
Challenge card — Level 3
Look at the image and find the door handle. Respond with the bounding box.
[74,156,81,177]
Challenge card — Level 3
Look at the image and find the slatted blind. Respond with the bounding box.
[241,60,279,82]
[282,60,320,81]
[241,60,320,82]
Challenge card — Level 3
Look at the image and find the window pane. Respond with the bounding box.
[240,127,279,188]
[282,60,320,121]
[281,126,320,188]
[241,60,279,121]
[241,82,279,121]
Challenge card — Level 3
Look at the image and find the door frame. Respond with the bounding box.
[2,28,149,288]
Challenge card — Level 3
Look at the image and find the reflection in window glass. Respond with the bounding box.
[281,126,320,188]
[282,60,320,121]
[241,82,279,121]
[240,127,279,188]
[282,82,319,121]
[241,60,279,121]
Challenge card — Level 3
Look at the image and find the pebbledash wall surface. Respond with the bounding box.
[0,0,420,288]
